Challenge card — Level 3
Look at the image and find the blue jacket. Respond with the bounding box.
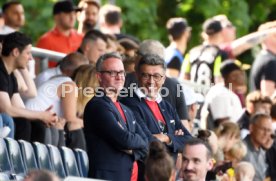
[121,93,192,160]
[83,95,148,181]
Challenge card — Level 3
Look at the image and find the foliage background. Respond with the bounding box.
[1,0,275,62]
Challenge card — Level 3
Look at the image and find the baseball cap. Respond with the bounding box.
[183,86,204,106]
[203,18,223,35]
[209,94,232,120]
[53,0,82,15]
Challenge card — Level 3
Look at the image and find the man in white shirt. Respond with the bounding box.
[34,52,88,88]
[0,1,25,34]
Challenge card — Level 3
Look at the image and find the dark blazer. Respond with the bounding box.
[121,93,192,160]
[83,94,148,181]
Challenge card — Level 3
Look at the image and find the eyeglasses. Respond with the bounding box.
[140,73,164,82]
[256,126,272,133]
[100,70,126,77]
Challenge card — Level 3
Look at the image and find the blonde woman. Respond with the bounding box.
[225,140,247,167]
[25,62,94,150]
[72,64,99,118]
[215,121,241,162]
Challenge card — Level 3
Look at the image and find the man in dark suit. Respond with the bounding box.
[83,52,148,181]
[121,53,191,158]
[121,54,192,181]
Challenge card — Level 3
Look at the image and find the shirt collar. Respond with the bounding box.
[56,66,62,75]
[52,27,75,37]
[134,87,162,103]
[0,25,16,35]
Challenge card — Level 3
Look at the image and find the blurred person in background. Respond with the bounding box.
[235,162,255,181]
[98,4,122,35]
[145,141,176,181]
[77,0,101,34]
[181,15,276,86]
[215,121,240,162]
[243,113,273,181]
[0,1,25,34]
[24,169,60,181]
[250,21,276,97]
[200,60,244,130]
[77,29,107,65]
[36,0,83,67]
[165,17,191,78]
[35,52,88,87]
[72,64,99,118]
[238,91,272,138]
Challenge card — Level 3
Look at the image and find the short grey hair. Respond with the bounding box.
[250,112,271,125]
[135,54,166,73]
[95,52,123,71]
[137,40,165,59]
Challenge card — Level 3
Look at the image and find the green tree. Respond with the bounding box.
[2,0,275,53]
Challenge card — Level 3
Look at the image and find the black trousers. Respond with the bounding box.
[14,118,47,143]
[14,117,32,141]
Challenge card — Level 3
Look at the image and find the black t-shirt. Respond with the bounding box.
[0,58,18,98]
[167,56,181,71]
[250,50,276,91]
[123,72,189,120]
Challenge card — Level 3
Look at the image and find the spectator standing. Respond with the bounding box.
[83,52,148,181]
[181,17,230,85]
[0,1,25,34]
[181,15,276,86]
[121,54,191,159]
[165,17,191,78]
[250,21,276,97]
[36,0,83,67]
[201,60,244,129]
[77,0,101,34]
[124,40,189,129]
[98,4,122,35]
[121,54,191,181]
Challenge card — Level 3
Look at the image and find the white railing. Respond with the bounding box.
[31,47,66,73]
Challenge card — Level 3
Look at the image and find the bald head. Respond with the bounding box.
[59,52,89,76]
